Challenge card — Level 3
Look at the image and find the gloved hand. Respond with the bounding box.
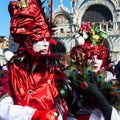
[80,77,112,120]
[68,70,112,119]
[68,92,83,115]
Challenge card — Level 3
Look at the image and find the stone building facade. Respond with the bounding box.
[9,0,120,63]
[52,0,120,64]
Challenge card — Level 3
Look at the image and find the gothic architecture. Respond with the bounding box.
[52,0,120,64]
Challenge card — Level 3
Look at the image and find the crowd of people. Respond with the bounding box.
[0,0,120,120]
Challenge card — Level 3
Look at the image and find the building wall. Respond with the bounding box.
[52,0,120,64]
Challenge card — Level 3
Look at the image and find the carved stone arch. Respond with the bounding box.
[76,0,115,27]
[52,6,73,36]
[52,7,72,24]
[82,4,113,22]
[52,13,71,25]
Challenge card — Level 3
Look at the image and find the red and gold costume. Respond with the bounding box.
[8,50,68,119]
[5,0,70,119]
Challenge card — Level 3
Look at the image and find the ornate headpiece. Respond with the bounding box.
[71,22,112,70]
[79,22,108,45]
[8,0,56,46]
[70,22,119,110]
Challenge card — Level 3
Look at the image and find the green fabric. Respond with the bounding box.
[115,106,120,111]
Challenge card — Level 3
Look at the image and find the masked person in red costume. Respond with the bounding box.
[67,22,120,120]
[0,0,72,119]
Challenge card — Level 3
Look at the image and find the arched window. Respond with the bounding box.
[60,28,64,33]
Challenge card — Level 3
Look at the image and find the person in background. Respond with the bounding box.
[0,36,37,120]
[0,49,6,69]
[0,36,10,68]
[59,54,71,74]
[114,61,120,80]
[67,22,120,120]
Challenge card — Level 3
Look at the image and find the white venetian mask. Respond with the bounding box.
[88,55,103,73]
[32,39,50,54]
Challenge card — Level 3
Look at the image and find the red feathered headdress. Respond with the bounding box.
[71,22,112,71]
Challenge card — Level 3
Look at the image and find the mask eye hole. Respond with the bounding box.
[45,38,50,41]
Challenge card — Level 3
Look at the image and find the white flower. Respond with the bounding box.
[83,31,88,39]
[74,33,85,45]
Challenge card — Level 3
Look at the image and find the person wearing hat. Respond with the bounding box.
[0,0,72,119]
[0,36,12,69]
[67,22,120,120]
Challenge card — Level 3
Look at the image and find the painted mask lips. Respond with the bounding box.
[93,66,98,69]
[39,49,48,54]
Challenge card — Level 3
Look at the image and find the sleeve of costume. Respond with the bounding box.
[89,107,120,120]
[110,107,120,120]
[0,96,36,120]
[89,108,105,120]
